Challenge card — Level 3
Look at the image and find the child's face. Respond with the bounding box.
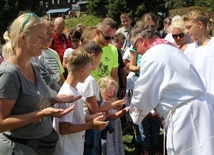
[115,39,125,50]
[102,85,117,101]
[91,52,102,70]
[71,38,81,49]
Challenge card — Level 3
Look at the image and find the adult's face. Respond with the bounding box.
[26,23,47,57]
[130,37,147,55]
[55,20,65,35]
[98,25,116,47]
[172,28,186,46]
[44,22,55,48]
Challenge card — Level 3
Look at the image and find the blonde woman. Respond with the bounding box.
[0,12,81,155]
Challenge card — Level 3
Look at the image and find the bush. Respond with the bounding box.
[65,14,101,30]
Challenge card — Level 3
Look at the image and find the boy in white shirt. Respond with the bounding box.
[53,49,108,155]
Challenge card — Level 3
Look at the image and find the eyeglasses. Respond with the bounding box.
[133,38,139,51]
[20,13,39,32]
[99,30,115,40]
[172,33,185,39]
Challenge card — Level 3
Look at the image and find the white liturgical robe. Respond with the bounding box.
[129,43,214,155]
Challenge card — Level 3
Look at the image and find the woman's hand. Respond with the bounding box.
[51,94,82,105]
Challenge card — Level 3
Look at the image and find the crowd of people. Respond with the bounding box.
[0,9,214,155]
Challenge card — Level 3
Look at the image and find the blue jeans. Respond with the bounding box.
[84,129,101,155]
[138,117,161,151]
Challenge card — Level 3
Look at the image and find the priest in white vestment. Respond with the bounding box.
[129,21,214,155]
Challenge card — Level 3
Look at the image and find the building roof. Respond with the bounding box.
[46,8,70,14]
[76,1,88,5]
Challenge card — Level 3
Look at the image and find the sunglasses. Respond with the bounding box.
[20,13,39,32]
[172,33,185,39]
[99,30,115,40]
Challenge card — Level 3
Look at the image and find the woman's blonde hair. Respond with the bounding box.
[171,16,187,34]
[2,12,42,57]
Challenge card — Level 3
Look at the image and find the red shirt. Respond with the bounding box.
[50,34,68,62]
[0,56,3,64]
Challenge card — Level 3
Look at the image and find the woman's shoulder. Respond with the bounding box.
[0,61,18,73]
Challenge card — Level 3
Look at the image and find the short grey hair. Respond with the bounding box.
[130,21,158,41]
[97,17,117,31]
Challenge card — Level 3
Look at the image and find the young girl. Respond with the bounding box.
[62,29,82,78]
[76,40,126,155]
[98,76,129,155]
[53,49,108,155]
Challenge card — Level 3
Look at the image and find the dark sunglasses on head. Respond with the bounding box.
[99,30,115,40]
[172,33,185,39]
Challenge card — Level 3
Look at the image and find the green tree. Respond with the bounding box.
[87,0,167,26]
[0,0,42,44]
[204,0,214,11]
[87,0,108,17]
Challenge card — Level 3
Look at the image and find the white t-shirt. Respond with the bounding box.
[77,74,101,115]
[53,82,85,155]
[63,48,74,58]
[123,48,130,61]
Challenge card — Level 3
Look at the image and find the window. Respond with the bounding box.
[52,0,54,4]
[57,0,60,4]
[72,0,75,3]
[39,1,43,6]
[68,0,70,3]
[45,2,49,8]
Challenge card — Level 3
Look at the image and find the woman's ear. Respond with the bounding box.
[20,33,27,45]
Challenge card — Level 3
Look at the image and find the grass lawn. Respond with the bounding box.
[123,132,142,155]
[122,122,165,155]
[122,122,142,155]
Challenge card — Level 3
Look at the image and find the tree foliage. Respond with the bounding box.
[0,0,42,44]
[87,0,167,26]
[0,0,214,44]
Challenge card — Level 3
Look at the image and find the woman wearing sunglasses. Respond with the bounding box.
[171,16,191,52]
